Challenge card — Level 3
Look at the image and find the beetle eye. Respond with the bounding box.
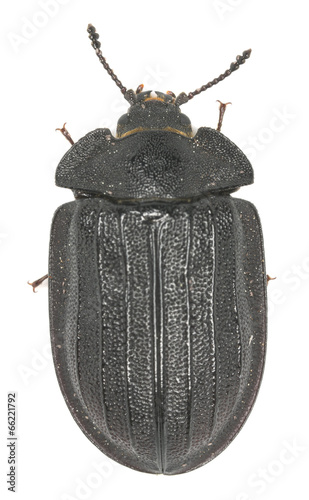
[166,90,176,98]
[180,114,191,125]
[117,113,130,125]
[136,84,144,94]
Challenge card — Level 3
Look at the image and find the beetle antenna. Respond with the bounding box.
[175,49,252,106]
[87,24,136,104]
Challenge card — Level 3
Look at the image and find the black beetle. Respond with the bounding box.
[36,25,267,475]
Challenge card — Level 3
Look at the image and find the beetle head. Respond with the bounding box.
[116,90,192,138]
[87,24,251,135]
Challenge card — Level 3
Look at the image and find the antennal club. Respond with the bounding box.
[87,24,136,104]
[175,49,252,106]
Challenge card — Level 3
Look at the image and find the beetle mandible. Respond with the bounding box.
[36,24,268,475]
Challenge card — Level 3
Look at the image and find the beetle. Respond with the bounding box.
[31,24,267,475]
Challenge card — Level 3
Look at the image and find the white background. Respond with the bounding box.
[1,1,308,499]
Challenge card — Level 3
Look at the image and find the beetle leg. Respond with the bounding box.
[28,274,49,293]
[216,100,232,132]
[267,274,276,285]
[56,122,74,145]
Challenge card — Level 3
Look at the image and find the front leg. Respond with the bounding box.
[56,122,74,145]
[216,100,231,132]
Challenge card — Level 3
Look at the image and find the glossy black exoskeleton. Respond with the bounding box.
[48,25,266,475]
